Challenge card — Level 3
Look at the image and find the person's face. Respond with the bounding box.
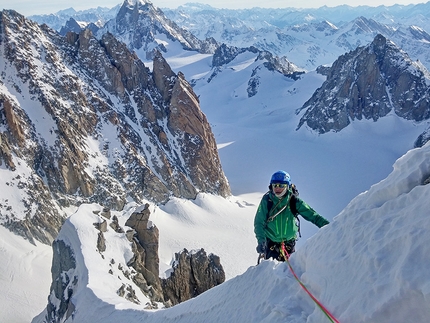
[272,183,288,194]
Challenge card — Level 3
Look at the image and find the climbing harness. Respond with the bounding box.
[280,242,340,323]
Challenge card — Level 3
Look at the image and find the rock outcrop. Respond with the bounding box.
[415,126,430,148]
[46,240,77,323]
[209,43,304,97]
[162,248,225,306]
[125,204,164,303]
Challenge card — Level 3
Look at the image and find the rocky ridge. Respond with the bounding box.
[29,3,430,143]
[297,34,430,134]
[208,43,303,98]
[48,1,301,92]
[0,9,230,244]
[30,6,120,32]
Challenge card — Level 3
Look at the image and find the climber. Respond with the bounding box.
[254,170,329,261]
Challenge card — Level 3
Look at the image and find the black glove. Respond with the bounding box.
[256,241,266,254]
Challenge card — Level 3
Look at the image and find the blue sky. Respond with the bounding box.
[1,0,427,17]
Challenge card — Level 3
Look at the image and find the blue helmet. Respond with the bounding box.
[270,170,291,185]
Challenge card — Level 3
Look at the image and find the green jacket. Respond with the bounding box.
[254,190,329,244]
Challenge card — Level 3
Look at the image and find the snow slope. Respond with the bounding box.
[0,226,52,323]
[30,141,430,323]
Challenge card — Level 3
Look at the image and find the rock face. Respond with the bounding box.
[0,10,230,244]
[59,18,83,35]
[297,34,430,134]
[46,240,77,323]
[125,204,165,303]
[162,248,225,306]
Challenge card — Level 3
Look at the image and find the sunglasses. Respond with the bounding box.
[272,183,288,188]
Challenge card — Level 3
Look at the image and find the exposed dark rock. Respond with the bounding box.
[45,240,77,323]
[117,284,140,305]
[0,132,15,170]
[2,7,229,317]
[3,188,65,245]
[125,204,160,280]
[97,232,106,252]
[93,219,107,232]
[212,43,248,67]
[153,50,176,102]
[59,18,83,36]
[122,204,225,307]
[126,229,136,241]
[248,66,261,97]
[109,215,125,233]
[297,34,430,134]
[125,204,165,303]
[316,64,331,76]
[212,44,302,79]
[415,126,430,148]
[42,203,225,320]
[211,43,303,97]
[100,207,111,219]
[162,248,225,306]
[29,5,117,33]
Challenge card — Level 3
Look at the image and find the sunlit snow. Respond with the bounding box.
[1,10,430,323]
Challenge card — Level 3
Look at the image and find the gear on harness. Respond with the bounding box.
[266,238,295,261]
[257,238,296,264]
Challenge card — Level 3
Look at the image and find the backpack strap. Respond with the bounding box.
[290,194,298,215]
[266,190,298,215]
[265,190,301,238]
[290,194,301,238]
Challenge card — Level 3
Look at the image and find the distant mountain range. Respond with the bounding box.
[30,2,430,70]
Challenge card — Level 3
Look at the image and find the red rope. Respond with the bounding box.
[281,243,340,323]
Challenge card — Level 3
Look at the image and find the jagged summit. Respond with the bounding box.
[297,34,430,134]
[100,0,218,58]
[0,10,229,244]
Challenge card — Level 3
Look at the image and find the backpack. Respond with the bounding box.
[265,184,301,238]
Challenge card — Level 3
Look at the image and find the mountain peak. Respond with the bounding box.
[297,33,430,134]
[125,0,151,5]
[100,0,216,56]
